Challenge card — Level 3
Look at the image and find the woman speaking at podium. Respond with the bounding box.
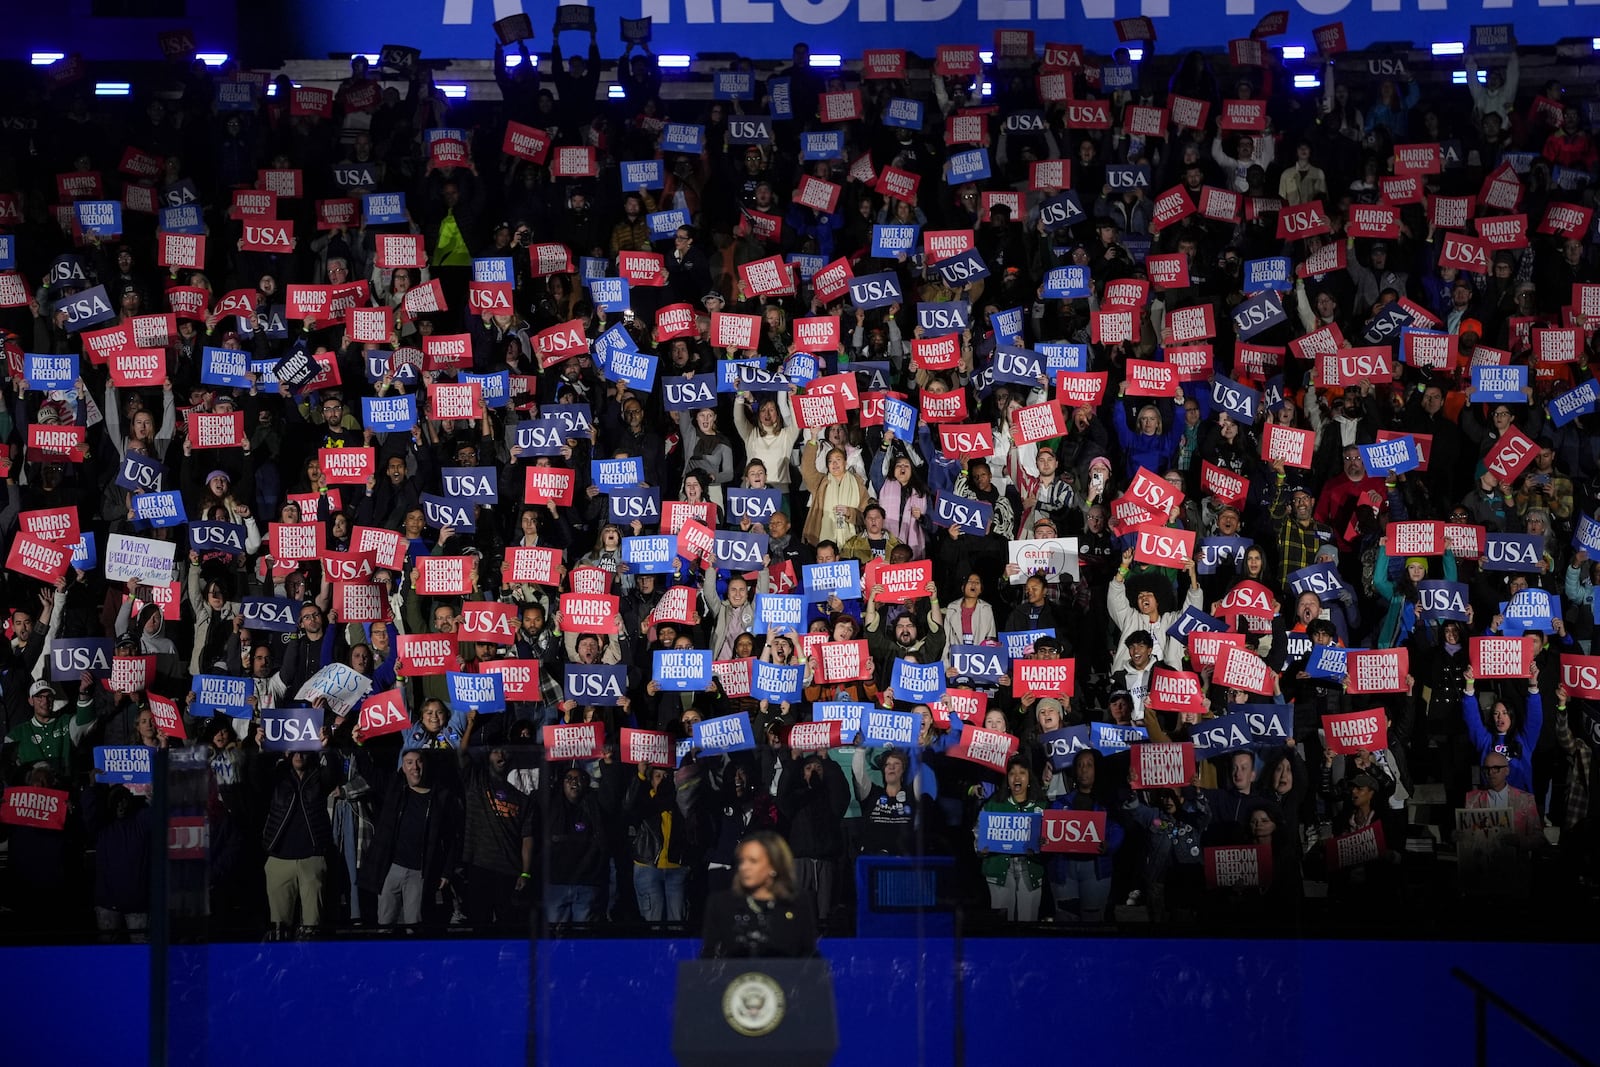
[700,831,821,958]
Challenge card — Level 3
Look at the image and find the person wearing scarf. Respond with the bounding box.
[800,442,867,548]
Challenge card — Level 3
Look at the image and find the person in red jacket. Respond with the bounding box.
[1541,106,1599,172]
[1314,445,1385,552]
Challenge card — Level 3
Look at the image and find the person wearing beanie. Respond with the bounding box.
[1372,539,1457,650]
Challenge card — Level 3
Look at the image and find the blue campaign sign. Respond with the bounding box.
[800,131,845,161]
[948,643,1006,683]
[1211,375,1259,424]
[622,535,677,574]
[1232,290,1287,340]
[192,674,252,717]
[1190,710,1253,756]
[541,403,593,441]
[881,97,925,130]
[1039,191,1086,232]
[814,701,871,741]
[159,204,206,234]
[1243,257,1293,292]
[1501,589,1559,636]
[94,746,153,785]
[619,159,665,191]
[1042,266,1092,299]
[754,593,806,634]
[713,71,754,99]
[1089,722,1149,755]
[849,272,902,311]
[565,664,628,706]
[447,671,506,713]
[999,629,1053,662]
[802,560,862,602]
[44,254,89,289]
[593,323,638,372]
[200,346,252,389]
[579,257,610,284]
[608,488,662,526]
[1419,580,1471,621]
[474,256,515,283]
[49,638,113,681]
[947,147,992,184]
[726,487,783,524]
[74,200,122,238]
[461,371,509,410]
[931,493,992,535]
[1244,705,1293,744]
[1101,63,1136,89]
[647,209,690,241]
[1036,347,1088,375]
[888,660,945,704]
[513,418,568,456]
[1105,163,1152,192]
[726,116,775,145]
[789,253,825,282]
[1195,536,1251,576]
[363,192,407,225]
[1471,23,1514,51]
[134,490,187,529]
[917,302,970,337]
[991,345,1042,388]
[870,225,919,258]
[694,711,757,753]
[781,352,818,387]
[659,123,705,154]
[768,77,793,121]
[260,708,322,752]
[862,707,922,748]
[661,374,717,413]
[240,597,299,633]
[441,466,497,503]
[422,494,477,532]
[883,396,918,440]
[653,649,713,691]
[1573,514,1600,553]
[1481,533,1544,573]
[736,363,787,391]
[24,352,77,391]
[1549,379,1600,427]
[590,277,630,313]
[713,530,769,572]
[0,234,14,271]
[978,810,1041,854]
[1041,726,1093,770]
[115,452,164,493]
[72,533,97,571]
[1471,364,1529,403]
[750,663,803,705]
[1359,436,1421,477]
[1167,606,1226,642]
[1362,303,1411,346]
[853,361,891,391]
[56,284,116,332]
[604,348,659,391]
[363,393,417,432]
[990,308,1024,345]
[592,457,644,489]
[1288,562,1347,601]
[1304,645,1348,679]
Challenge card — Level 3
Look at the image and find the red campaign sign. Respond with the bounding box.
[0,273,32,309]
[318,447,375,485]
[1009,401,1065,446]
[269,522,324,562]
[1470,636,1536,679]
[1228,37,1265,66]
[1430,195,1474,231]
[1129,742,1197,789]
[429,138,470,171]
[317,199,358,230]
[534,320,587,368]
[1483,426,1538,484]
[1322,709,1389,754]
[1315,347,1393,388]
[1205,844,1273,888]
[811,257,854,304]
[934,44,980,76]
[551,146,598,178]
[109,654,155,694]
[290,87,334,117]
[949,726,1019,773]
[166,286,210,320]
[1324,823,1386,871]
[157,232,206,269]
[544,722,605,762]
[937,423,995,459]
[1091,309,1139,346]
[149,694,186,739]
[1124,105,1168,138]
[1379,176,1422,206]
[285,285,333,320]
[131,313,177,349]
[430,382,483,421]
[20,507,79,545]
[1041,42,1083,69]
[1028,159,1069,191]
[1560,655,1600,700]
[806,372,859,410]
[1392,143,1441,175]
[504,545,563,585]
[1200,461,1248,505]
[571,566,613,593]
[621,727,676,767]
[187,411,245,449]
[257,168,303,198]
[6,535,71,583]
[1346,203,1400,239]
[1166,304,1216,344]
[1476,214,1528,251]
[922,230,974,261]
[1116,16,1155,40]
[1188,630,1245,672]
[1040,810,1107,854]
[502,120,553,163]
[911,335,961,371]
[469,282,513,315]
[655,303,700,341]
[1289,322,1346,363]
[937,688,988,726]
[1218,100,1266,131]
[1479,163,1523,212]
[1063,101,1111,130]
[1168,95,1209,131]
[1296,240,1347,278]
[793,392,845,430]
[1128,466,1182,514]
[1013,658,1076,698]
[650,586,698,627]
[1573,284,1600,319]
[1150,186,1195,231]
[739,254,790,297]
[375,233,426,269]
[1252,9,1288,36]
[28,424,87,462]
[1312,21,1347,53]
[919,390,969,424]
[787,721,843,751]
[711,658,754,699]
[1056,371,1108,408]
[875,166,921,204]
[1444,523,1486,560]
[56,170,103,201]
[1540,201,1594,237]
[241,220,294,253]
[1535,328,1581,364]
[1145,667,1206,713]
[416,556,475,597]
[1236,344,1284,381]
[1198,186,1243,224]
[1145,253,1190,290]
[481,658,540,700]
[1108,494,1159,537]
[676,520,715,565]
[1345,648,1409,694]
[358,688,410,738]
[108,349,167,388]
[349,526,404,572]
[1104,279,1149,308]
[1134,524,1195,568]
[872,560,935,604]
[531,243,577,277]
[1217,644,1275,695]
[792,316,841,353]
[397,634,459,676]
[861,49,907,79]
[711,312,760,350]
[819,90,862,123]
[1385,520,1444,557]
[816,639,872,684]
[346,306,391,344]
[560,593,620,632]
[1,787,70,831]
[1123,359,1173,397]
[1276,201,1331,240]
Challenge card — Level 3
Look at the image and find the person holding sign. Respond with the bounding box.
[975,757,1046,921]
[1371,544,1457,650]
[1462,669,1541,794]
[851,746,924,856]
[1046,750,1124,922]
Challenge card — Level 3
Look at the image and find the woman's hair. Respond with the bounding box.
[731,830,798,899]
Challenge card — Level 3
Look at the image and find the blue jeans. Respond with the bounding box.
[544,884,596,924]
[1051,858,1112,922]
[632,864,687,922]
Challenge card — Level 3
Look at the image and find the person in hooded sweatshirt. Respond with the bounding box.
[113,592,181,688]
[1462,670,1542,794]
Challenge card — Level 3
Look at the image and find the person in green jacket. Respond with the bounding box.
[4,679,98,780]
[975,756,1045,921]
[1371,543,1457,649]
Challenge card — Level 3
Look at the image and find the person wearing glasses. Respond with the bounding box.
[1465,753,1546,874]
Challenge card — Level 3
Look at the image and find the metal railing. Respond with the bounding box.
[1451,967,1597,1067]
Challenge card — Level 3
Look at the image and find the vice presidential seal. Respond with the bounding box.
[721,971,785,1037]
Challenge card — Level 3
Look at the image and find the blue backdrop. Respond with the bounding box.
[8,937,1597,1066]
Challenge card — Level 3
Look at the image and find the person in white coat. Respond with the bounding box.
[1107,549,1203,671]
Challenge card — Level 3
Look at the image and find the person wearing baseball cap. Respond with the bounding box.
[3,680,98,778]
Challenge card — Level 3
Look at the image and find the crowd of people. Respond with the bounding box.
[0,22,1597,940]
